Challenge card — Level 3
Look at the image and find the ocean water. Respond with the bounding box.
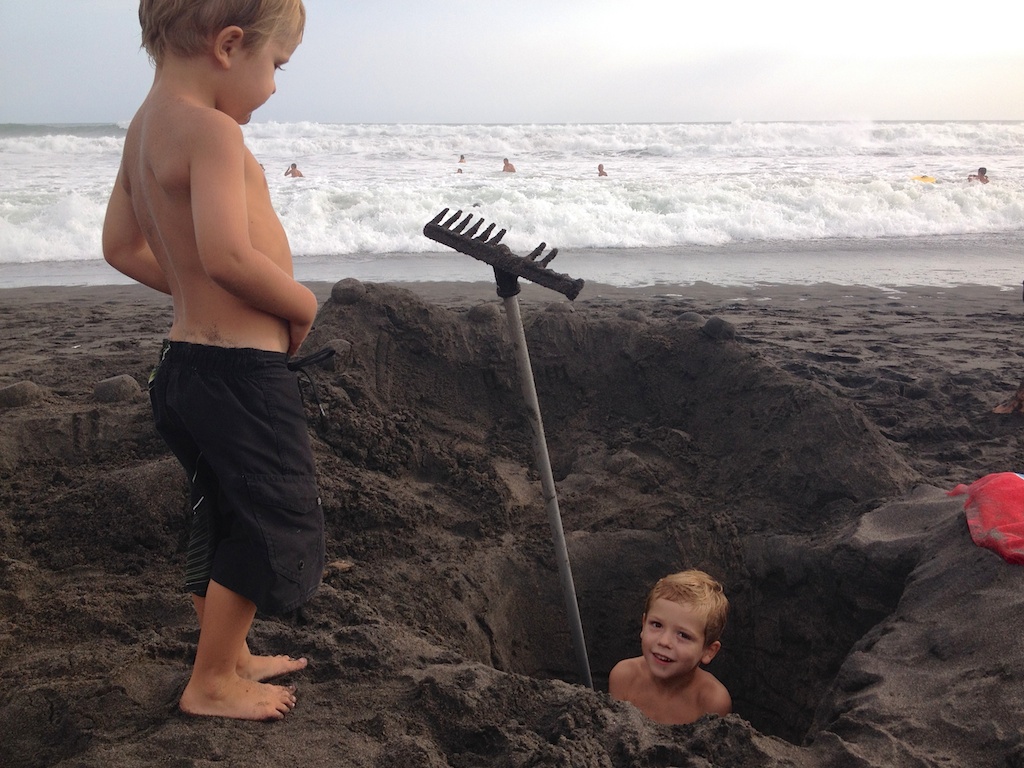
[1,121,1022,289]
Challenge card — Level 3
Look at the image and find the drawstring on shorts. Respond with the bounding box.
[288,347,336,424]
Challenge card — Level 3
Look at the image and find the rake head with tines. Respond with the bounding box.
[423,208,585,300]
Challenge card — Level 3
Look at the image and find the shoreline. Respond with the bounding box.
[2,276,1021,308]
[2,232,1023,292]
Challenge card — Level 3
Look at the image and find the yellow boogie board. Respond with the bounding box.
[912,175,936,183]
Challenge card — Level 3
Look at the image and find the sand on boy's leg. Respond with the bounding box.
[180,580,299,721]
[191,593,308,682]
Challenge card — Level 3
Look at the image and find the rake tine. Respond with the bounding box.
[488,228,506,245]
[525,244,545,262]
[442,209,463,228]
[453,213,474,234]
[476,223,496,241]
[428,208,448,226]
[540,248,558,267]
[464,218,484,238]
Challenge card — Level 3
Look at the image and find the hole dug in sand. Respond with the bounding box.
[572,522,918,744]
[411,503,921,745]
[307,283,926,748]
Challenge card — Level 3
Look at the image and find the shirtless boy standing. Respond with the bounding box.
[609,570,732,725]
[102,0,323,721]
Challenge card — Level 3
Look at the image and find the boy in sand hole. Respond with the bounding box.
[609,570,732,725]
[101,0,323,721]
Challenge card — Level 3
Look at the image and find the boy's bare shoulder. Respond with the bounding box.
[134,95,242,152]
[608,656,643,695]
[696,669,732,716]
[160,98,243,147]
[131,97,245,185]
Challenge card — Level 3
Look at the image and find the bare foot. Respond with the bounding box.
[994,389,1024,413]
[179,675,298,721]
[239,652,308,682]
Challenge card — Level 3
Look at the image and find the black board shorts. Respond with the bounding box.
[149,341,324,615]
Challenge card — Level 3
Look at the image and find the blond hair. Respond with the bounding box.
[139,0,305,64]
[643,569,729,645]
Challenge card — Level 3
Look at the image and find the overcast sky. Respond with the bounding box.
[2,0,1022,125]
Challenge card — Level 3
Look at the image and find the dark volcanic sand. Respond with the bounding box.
[2,278,1024,767]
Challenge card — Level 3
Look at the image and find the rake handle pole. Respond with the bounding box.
[422,210,591,684]
[501,291,593,689]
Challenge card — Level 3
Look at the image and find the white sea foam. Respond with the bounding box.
[1,121,1022,287]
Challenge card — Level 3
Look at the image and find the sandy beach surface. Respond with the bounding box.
[3,277,1024,767]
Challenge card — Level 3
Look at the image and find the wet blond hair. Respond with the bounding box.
[643,569,729,646]
[139,0,305,64]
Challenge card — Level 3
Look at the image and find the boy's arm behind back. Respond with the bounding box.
[102,168,171,295]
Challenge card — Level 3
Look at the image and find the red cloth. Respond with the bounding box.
[949,472,1024,565]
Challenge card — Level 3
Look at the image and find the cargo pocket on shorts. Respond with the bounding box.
[244,474,325,586]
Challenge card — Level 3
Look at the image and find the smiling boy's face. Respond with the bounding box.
[640,598,721,682]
